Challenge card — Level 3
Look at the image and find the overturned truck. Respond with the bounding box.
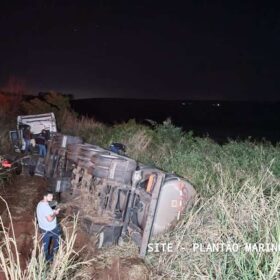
[44,134,196,257]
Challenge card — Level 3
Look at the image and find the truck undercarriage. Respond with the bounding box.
[43,133,197,257]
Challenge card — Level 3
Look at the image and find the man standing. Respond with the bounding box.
[36,191,61,261]
[23,125,32,153]
[35,131,47,157]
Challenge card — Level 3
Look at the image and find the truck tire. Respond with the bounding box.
[91,154,122,167]
[97,226,122,249]
[66,143,84,163]
[91,154,137,184]
[79,145,107,159]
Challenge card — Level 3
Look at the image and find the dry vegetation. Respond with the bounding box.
[1,93,280,279]
[60,111,280,279]
[0,197,94,280]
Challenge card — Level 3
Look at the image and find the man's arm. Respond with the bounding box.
[46,208,60,222]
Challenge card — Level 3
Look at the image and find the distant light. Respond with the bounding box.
[182,102,186,106]
[212,103,221,107]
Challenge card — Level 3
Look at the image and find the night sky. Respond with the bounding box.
[0,1,280,100]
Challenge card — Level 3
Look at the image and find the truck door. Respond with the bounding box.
[9,130,23,152]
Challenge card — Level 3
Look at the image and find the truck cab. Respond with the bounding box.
[9,112,57,153]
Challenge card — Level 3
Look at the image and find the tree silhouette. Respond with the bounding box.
[21,91,72,129]
[0,76,26,117]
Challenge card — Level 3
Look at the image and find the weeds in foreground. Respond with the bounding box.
[0,196,94,280]
[1,104,280,279]
[61,113,280,279]
[146,162,280,279]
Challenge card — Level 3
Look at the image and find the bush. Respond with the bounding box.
[78,117,280,279]
[21,92,72,130]
[2,105,280,279]
[0,197,93,280]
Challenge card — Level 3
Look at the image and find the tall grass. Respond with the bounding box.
[146,162,280,279]
[0,196,93,280]
[61,112,280,279]
[2,106,278,279]
[61,110,108,145]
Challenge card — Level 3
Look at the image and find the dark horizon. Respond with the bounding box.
[71,98,280,143]
[1,1,280,101]
[16,92,280,102]
[70,96,280,102]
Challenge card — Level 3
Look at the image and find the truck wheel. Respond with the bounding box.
[97,226,122,249]
[91,155,137,184]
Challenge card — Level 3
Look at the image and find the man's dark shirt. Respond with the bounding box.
[35,135,45,145]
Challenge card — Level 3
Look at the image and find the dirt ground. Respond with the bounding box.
[0,174,150,280]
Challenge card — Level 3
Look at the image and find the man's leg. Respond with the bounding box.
[25,139,30,153]
[50,225,61,260]
[38,144,43,157]
[42,231,52,261]
[42,144,47,157]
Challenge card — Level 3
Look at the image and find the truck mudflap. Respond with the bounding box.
[44,134,197,257]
